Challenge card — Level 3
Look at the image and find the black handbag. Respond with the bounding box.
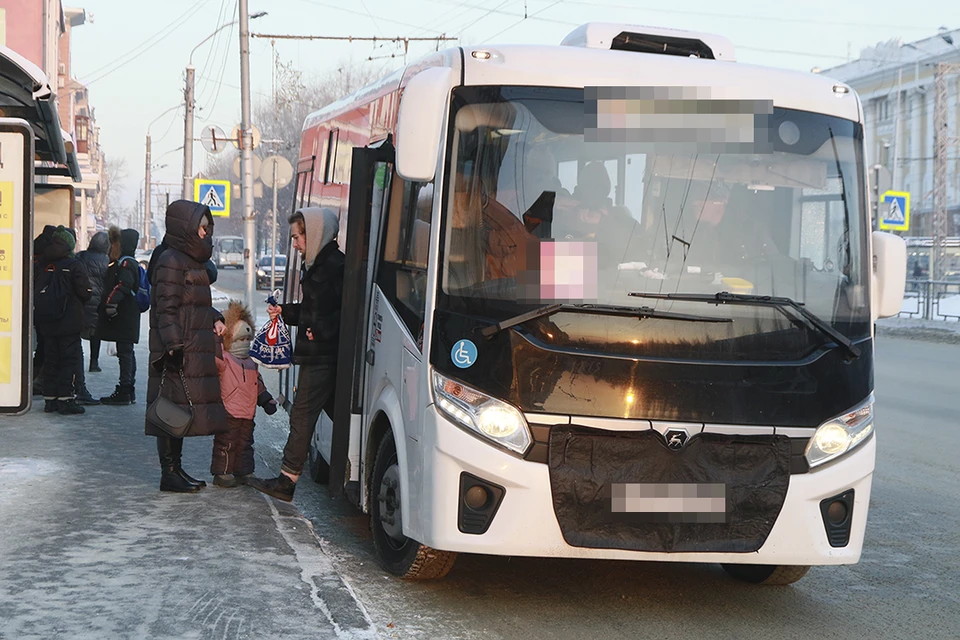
[146,369,194,438]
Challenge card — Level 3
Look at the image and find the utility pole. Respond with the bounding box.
[932,62,960,282]
[182,65,195,201]
[144,134,152,249]
[238,0,256,310]
[892,66,902,190]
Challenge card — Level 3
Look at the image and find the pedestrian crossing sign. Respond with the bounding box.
[193,179,231,218]
[879,190,909,231]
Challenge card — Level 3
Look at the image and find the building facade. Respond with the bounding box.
[0,0,105,243]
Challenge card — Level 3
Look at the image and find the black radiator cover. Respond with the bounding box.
[548,427,792,553]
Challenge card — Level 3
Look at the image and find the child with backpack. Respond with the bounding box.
[211,300,277,487]
[34,226,92,415]
[96,227,148,405]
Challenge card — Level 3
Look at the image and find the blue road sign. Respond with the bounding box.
[879,190,909,231]
[194,179,231,217]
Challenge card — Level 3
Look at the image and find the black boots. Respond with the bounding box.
[248,474,297,502]
[89,360,101,373]
[76,385,101,406]
[101,385,135,405]
[57,399,85,415]
[45,398,85,414]
[157,436,206,493]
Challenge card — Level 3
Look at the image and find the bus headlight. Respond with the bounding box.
[257,269,266,276]
[432,371,531,455]
[805,395,874,469]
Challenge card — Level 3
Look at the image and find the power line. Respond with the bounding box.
[82,0,213,85]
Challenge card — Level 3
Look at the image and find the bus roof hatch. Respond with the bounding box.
[560,22,736,62]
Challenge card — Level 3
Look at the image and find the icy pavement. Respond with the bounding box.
[0,339,377,640]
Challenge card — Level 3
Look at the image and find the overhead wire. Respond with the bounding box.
[195,0,232,106]
[83,0,213,85]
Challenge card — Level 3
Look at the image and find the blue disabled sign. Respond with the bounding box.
[879,190,909,231]
[194,178,231,218]
[451,339,478,369]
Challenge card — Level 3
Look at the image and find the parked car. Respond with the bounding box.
[256,254,287,290]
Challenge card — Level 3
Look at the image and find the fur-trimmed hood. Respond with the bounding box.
[222,299,255,354]
[107,226,139,261]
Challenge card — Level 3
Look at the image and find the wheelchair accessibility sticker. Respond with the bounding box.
[451,339,478,369]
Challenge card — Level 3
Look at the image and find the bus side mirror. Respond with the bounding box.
[396,67,454,183]
[871,231,907,320]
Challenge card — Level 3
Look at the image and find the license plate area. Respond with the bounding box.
[608,482,727,524]
[549,427,792,553]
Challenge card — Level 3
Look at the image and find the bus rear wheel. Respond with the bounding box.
[370,433,457,580]
[721,563,811,585]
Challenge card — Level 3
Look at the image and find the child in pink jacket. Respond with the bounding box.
[212,301,277,488]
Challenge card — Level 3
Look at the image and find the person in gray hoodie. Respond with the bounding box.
[248,207,344,502]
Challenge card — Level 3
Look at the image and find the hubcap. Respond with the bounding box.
[377,463,405,543]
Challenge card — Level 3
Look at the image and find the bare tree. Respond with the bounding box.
[197,58,390,252]
[99,156,128,226]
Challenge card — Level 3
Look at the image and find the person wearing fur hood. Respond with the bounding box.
[210,300,277,487]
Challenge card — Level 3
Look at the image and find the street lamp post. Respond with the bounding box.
[238,1,260,310]
[182,12,267,203]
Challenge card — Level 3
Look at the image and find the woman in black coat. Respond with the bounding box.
[145,200,227,493]
[75,231,109,372]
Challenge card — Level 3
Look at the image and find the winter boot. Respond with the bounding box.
[100,385,135,405]
[234,473,251,486]
[157,437,201,493]
[248,474,297,502]
[171,438,206,488]
[213,474,239,488]
[57,399,86,415]
[76,385,101,406]
[43,399,58,413]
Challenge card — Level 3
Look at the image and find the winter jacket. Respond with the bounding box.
[76,232,110,339]
[96,227,142,344]
[280,208,345,366]
[34,229,92,337]
[217,348,272,420]
[144,200,227,438]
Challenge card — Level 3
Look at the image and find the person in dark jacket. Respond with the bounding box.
[96,226,144,405]
[249,207,344,502]
[76,231,109,373]
[71,231,110,406]
[145,200,227,493]
[34,226,92,415]
[31,225,58,396]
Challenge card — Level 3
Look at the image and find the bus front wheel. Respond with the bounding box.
[306,438,329,484]
[370,433,457,580]
[721,563,811,585]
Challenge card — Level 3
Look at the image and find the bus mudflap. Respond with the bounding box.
[548,426,791,553]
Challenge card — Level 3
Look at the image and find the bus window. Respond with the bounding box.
[377,176,434,346]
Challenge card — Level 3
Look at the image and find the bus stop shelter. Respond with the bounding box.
[0,44,81,414]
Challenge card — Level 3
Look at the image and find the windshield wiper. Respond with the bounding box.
[480,302,731,338]
[627,291,861,359]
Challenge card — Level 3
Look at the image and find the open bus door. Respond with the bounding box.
[329,139,394,500]
[279,156,315,411]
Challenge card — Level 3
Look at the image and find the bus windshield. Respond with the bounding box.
[439,86,870,361]
[218,238,243,254]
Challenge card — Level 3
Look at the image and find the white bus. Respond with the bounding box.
[214,235,244,269]
[282,22,907,584]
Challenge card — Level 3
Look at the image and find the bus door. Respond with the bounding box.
[279,157,315,410]
[329,141,394,500]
